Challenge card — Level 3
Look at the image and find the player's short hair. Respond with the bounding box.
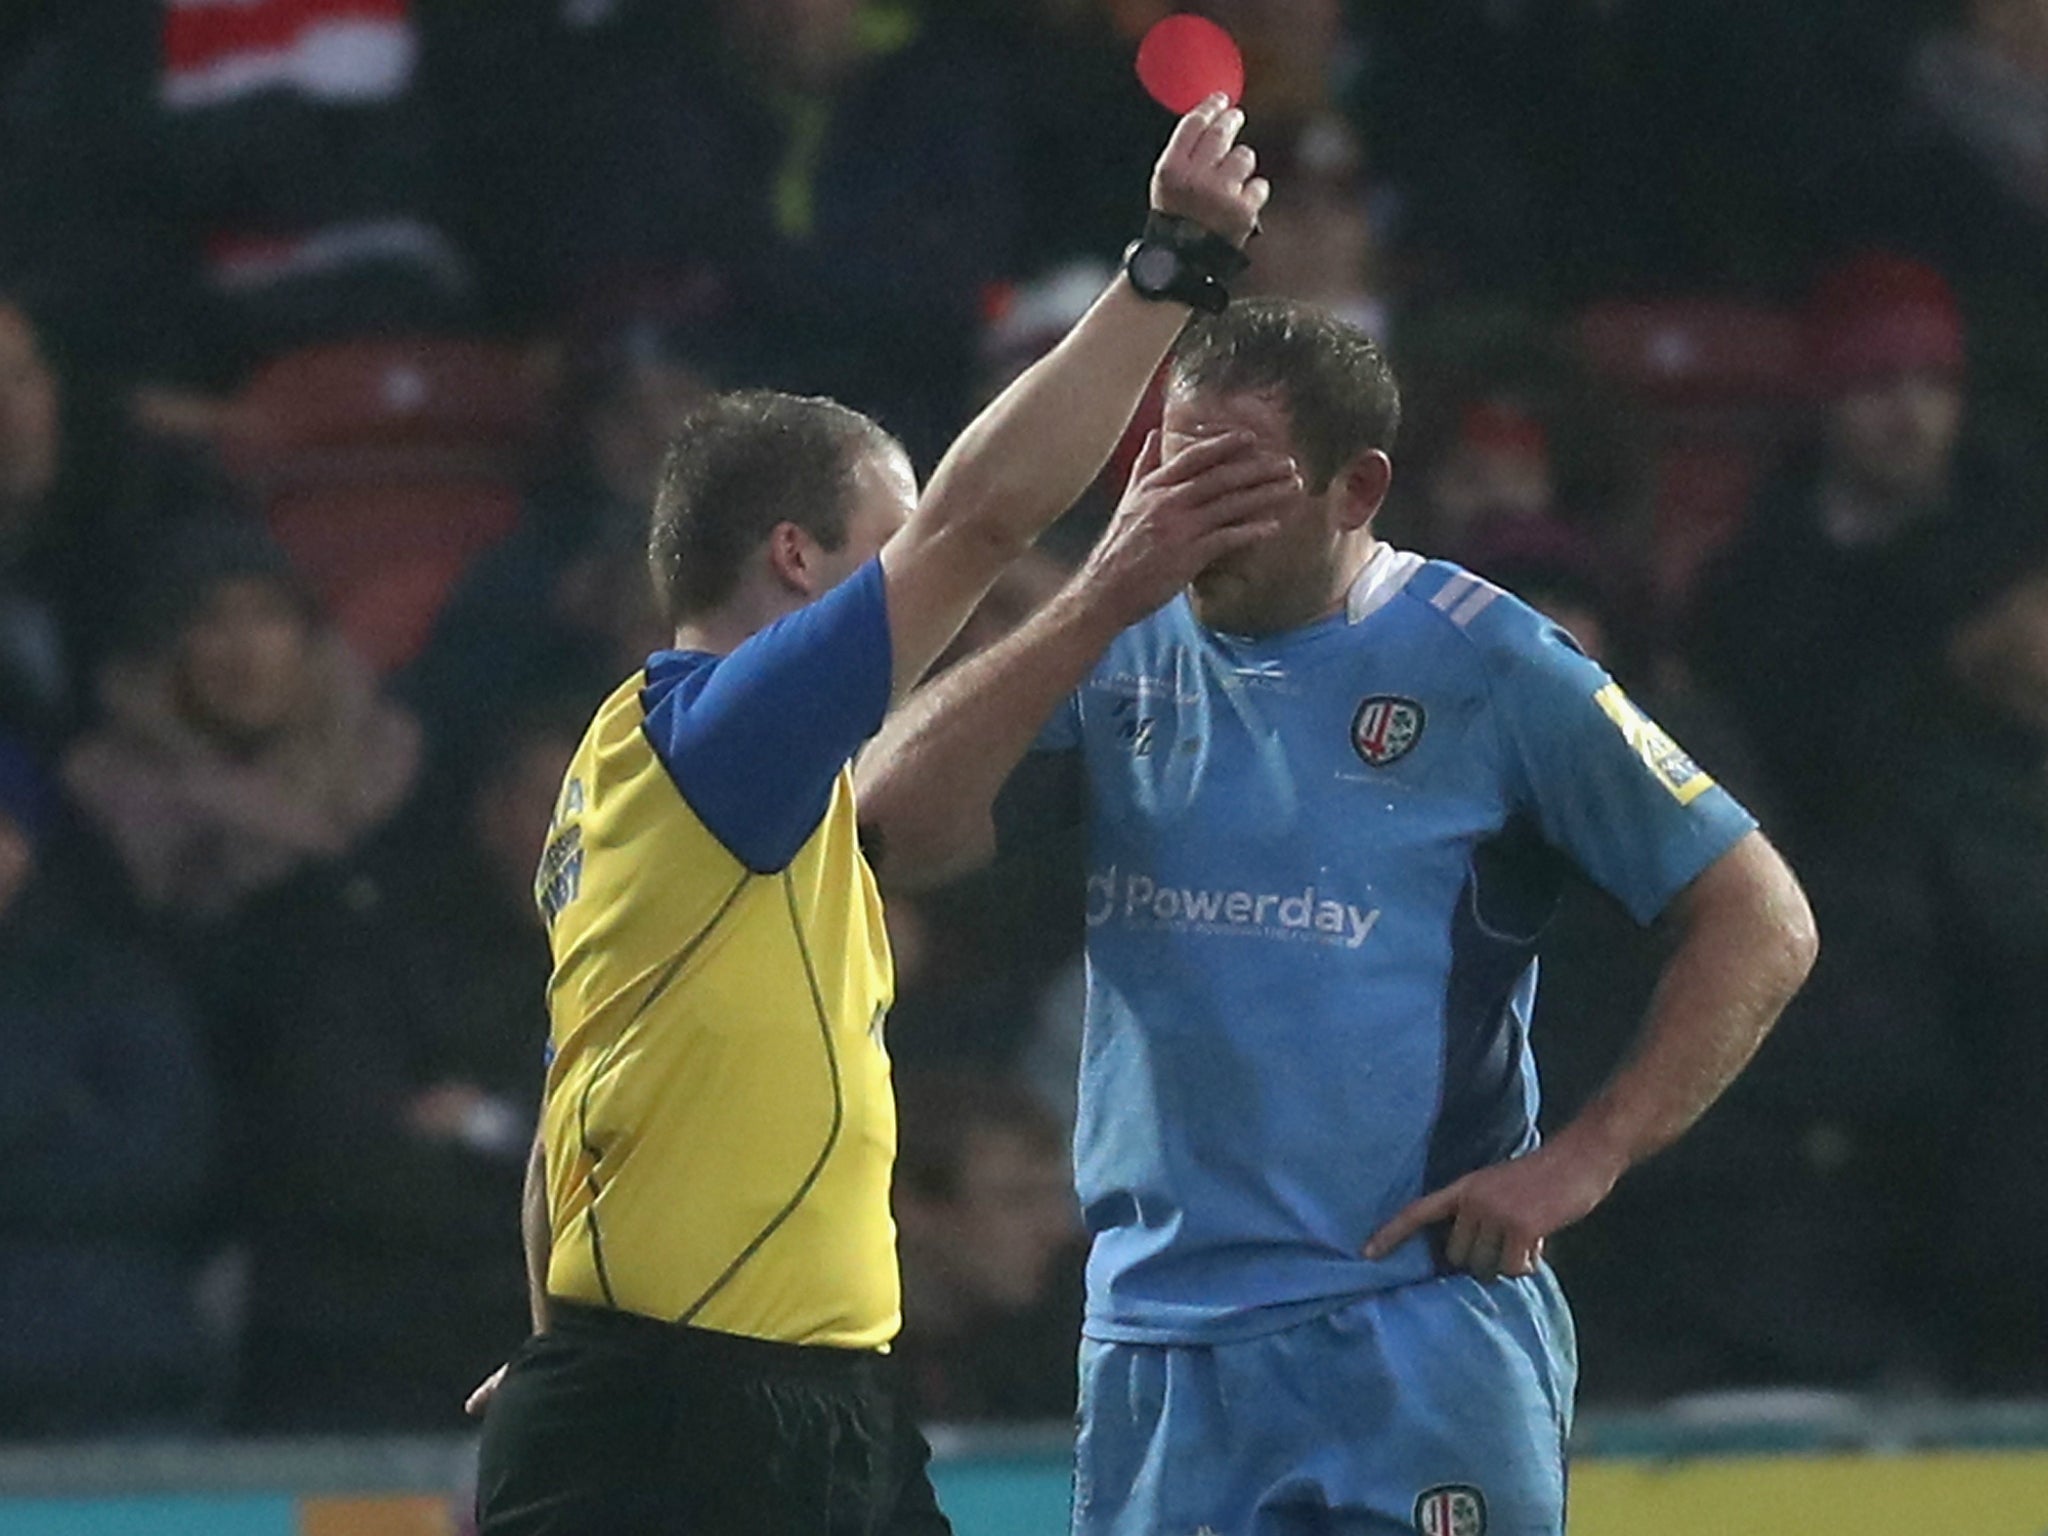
[1168,298,1402,491]
[649,389,899,623]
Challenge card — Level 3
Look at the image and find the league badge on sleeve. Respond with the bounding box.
[1592,683,1715,804]
[1413,1484,1486,1536]
[1351,695,1425,767]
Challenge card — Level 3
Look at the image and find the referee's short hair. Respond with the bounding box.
[1169,298,1401,492]
[649,389,900,624]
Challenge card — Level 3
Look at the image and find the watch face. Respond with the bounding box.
[1130,243,1182,293]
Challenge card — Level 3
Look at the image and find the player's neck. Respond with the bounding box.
[1291,536,1382,630]
[1193,536,1380,639]
[1327,536,1382,618]
[671,585,809,656]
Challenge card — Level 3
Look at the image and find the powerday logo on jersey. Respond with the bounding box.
[1592,683,1715,805]
[1084,866,1382,950]
[1351,694,1426,767]
[1414,1484,1486,1536]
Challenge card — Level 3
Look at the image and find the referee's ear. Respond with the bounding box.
[1332,449,1393,531]
[766,520,829,598]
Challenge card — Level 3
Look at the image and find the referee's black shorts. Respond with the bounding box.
[475,1301,954,1536]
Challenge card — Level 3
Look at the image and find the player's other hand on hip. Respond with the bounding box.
[1152,94,1271,247]
[1362,1137,1627,1283]
[1079,427,1297,627]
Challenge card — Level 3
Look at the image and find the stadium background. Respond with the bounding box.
[2,0,2047,1530]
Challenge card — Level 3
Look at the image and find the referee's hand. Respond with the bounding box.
[1151,93,1270,249]
[466,1363,509,1419]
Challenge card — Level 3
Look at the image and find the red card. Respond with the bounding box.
[1136,14,1245,114]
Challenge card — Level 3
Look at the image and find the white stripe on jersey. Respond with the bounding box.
[1429,571,1476,613]
[1449,580,1501,627]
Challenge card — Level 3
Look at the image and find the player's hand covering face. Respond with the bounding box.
[1159,389,1362,637]
[1152,94,1271,247]
[1077,427,1299,631]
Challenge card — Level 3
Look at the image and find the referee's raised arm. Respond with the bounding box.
[876,93,1270,698]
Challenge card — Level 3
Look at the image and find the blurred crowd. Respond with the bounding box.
[2,0,2045,1439]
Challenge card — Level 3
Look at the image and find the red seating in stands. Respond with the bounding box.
[265,480,522,673]
[223,337,545,484]
[1577,299,1809,408]
[1575,300,1815,610]
[219,338,546,672]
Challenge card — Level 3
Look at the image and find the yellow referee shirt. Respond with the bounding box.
[533,561,899,1349]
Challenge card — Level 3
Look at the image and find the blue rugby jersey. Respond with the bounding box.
[1023,546,1756,1344]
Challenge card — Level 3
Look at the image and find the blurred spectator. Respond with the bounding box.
[0,732,218,1438]
[876,541,1082,1077]
[1869,0,2048,443]
[1418,397,1557,559]
[405,303,708,761]
[1863,554,2048,1392]
[1907,0,2048,218]
[0,0,475,392]
[1690,251,2035,843]
[893,1071,1084,1423]
[1346,1,1581,298]
[881,807,1084,1078]
[61,522,420,931]
[0,297,67,743]
[1204,0,1360,129]
[1183,3,1387,340]
[1241,115,1390,341]
[519,0,1023,461]
[954,1,1163,276]
[0,293,234,747]
[230,700,570,1432]
[1375,295,1640,568]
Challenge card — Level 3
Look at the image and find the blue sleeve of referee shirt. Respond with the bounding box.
[641,558,894,874]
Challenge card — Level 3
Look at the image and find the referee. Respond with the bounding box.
[470,98,1278,1535]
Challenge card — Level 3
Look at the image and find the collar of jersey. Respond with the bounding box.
[1344,543,1426,624]
[1189,543,1424,660]
[645,648,719,677]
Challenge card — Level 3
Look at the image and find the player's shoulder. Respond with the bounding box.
[576,663,666,756]
[1395,559,1586,679]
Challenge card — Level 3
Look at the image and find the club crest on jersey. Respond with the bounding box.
[1351,695,1425,767]
[1413,1484,1486,1536]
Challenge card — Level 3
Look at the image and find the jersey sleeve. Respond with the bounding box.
[1487,622,1757,925]
[642,558,894,873]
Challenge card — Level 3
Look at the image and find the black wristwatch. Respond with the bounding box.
[1121,211,1250,314]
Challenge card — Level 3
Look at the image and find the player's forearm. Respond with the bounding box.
[522,1126,551,1334]
[1556,832,1818,1175]
[859,583,1121,890]
[916,279,1185,563]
